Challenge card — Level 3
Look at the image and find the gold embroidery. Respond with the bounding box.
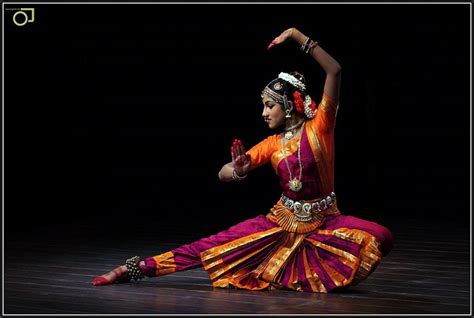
[198,220,383,293]
[305,237,358,263]
[313,247,349,288]
[200,227,283,261]
[271,135,301,171]
[260,233,305,282]
[305,121,332,194]
[152,251,176,276]
[286,255,298,291]
[310,228,383,286]
[352,234,382,285]
[302,248,327,293]
[266,201,340,233]
[211,277,230,288]
[319,94,339,115]
[205,240,276,280]
[336,255,357,271]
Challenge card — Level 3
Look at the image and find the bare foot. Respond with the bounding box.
[91,265,130,286]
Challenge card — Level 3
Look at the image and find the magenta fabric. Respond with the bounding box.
[277,127,324,201]
[140,215,279,274]
[139,257,158,277]
[141,213,394,277]
[306,231,362,257]
[305,246,337,291]
[322,215,394,257]
[221,232,281,264]
[315,247,353,279]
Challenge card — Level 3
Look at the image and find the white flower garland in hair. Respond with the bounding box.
[304,95,317,119]
[278,72,306,91]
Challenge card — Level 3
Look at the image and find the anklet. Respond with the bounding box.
[125,256,145,281]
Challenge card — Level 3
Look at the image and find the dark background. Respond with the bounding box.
[4,3,470,239]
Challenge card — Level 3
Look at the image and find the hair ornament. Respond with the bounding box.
[304,95,317,119]
[292,91,306,114]
[278,72,306,91]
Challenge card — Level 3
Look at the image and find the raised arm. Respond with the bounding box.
[268,27,341,101]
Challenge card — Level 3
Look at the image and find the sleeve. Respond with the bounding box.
[245,135,278,170]
[313,92,340,135]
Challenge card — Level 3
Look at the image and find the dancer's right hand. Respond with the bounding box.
[231,139,251,177]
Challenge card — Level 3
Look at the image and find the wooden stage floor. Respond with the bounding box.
[3,216,471,315]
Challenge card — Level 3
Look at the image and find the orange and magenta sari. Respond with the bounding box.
[139,93,394,293]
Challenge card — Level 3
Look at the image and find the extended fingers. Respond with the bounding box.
[235,139,246,156]
[268,29,294,49]
[231,139,239,162]
[267,37,280,50]
[231,139,238,162]
[231,145,235,163]
[238,143,246,157]
[267,40,276,50]
[231,139,247,161]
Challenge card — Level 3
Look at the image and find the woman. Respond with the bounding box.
[92,27,394,293]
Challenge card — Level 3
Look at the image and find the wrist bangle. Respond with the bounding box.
[301,37,318,54]
[300,36,311,52]
[232,169,247,181]
[308,40,319,53]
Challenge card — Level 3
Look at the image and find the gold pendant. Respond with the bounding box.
[284,131,294,140]
[288,179,303,192]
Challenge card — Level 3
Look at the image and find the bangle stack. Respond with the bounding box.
[300,36,319,54]
[125,256,145,281]
[232,169,247,181]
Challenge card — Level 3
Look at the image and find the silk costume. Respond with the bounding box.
[139,93,394,293]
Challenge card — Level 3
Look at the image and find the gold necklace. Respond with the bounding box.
[281,123,304,192]
[284,119,304,140]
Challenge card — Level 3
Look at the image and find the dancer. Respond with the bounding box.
[92,27,394,293]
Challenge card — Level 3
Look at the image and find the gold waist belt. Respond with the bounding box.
[266,192,341,234]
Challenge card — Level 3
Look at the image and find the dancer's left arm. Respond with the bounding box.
[268,27,341,133]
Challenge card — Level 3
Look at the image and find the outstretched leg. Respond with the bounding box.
[140,215,278,277]
[91,215,278,286]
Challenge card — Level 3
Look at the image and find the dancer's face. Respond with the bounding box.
[262,96,286,129]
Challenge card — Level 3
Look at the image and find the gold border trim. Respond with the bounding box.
[266,201,340,233]
[152,251,176,276]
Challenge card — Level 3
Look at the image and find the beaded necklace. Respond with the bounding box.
[283,119,305,140]
[281,122,305,192]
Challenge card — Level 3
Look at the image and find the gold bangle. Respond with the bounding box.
[300,36,311,52]
[232,169,247,181]
[308,40,319,53]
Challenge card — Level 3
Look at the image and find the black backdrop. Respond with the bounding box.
[4,3,470,236]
